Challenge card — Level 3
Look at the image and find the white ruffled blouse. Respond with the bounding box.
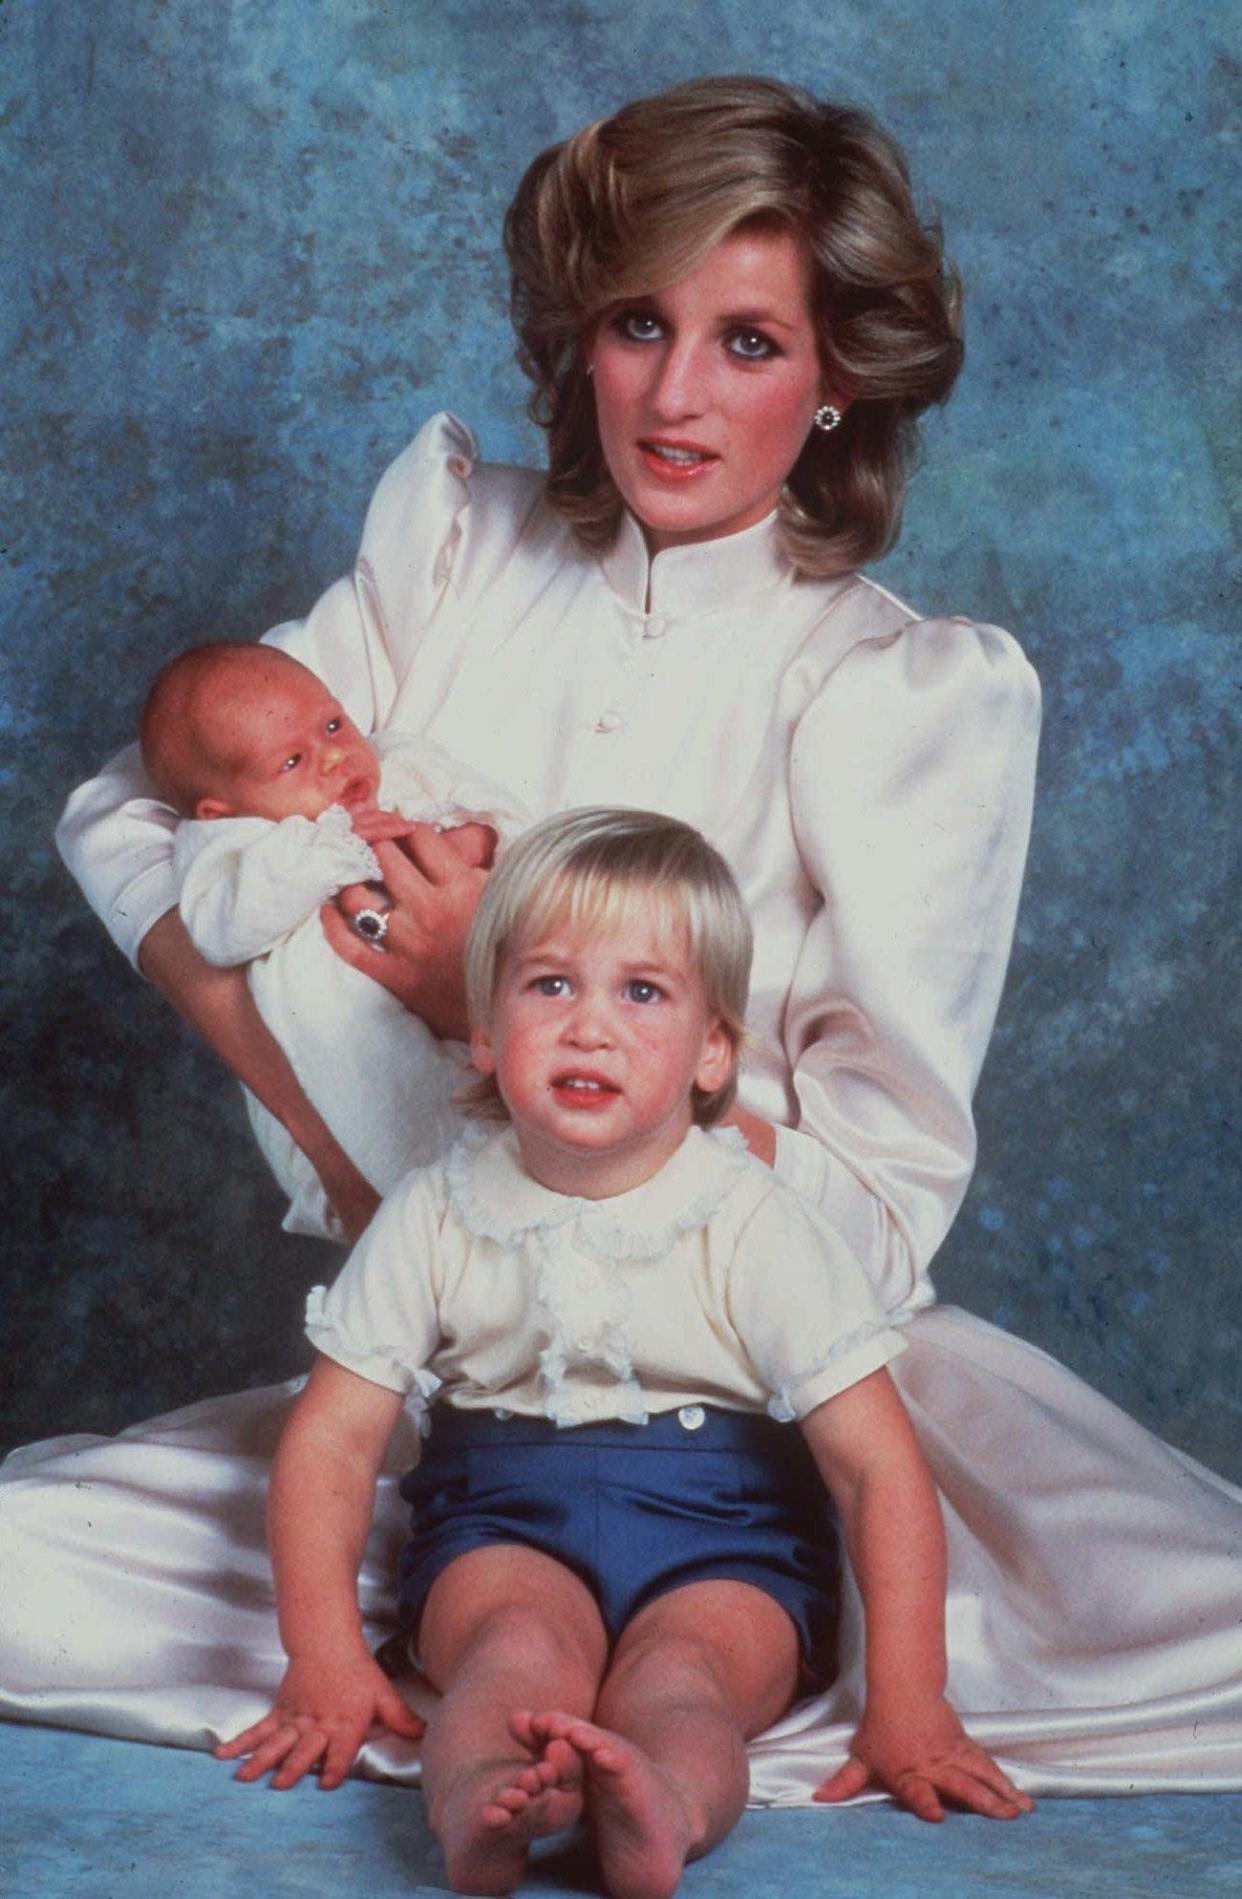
[305,1124,905,1429]
[55,412,1041,1314]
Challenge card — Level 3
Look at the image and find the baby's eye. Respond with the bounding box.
[727,328,779,362]
[325,716,342,735]
[279,753,302,773]
[614,309,663,344]
[532,975,569,997]
[625,979,663,1005]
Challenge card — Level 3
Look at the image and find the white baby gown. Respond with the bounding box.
[172,730,529,1238]
[9,416,1242,1800]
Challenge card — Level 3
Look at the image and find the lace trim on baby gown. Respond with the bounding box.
[304,1285,442,1433]
[311,804,383,886]
[444,1124,756,1428]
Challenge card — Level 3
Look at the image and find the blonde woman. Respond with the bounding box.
[10,77,1241,1803]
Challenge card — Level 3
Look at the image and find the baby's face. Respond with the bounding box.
[198,663,379,823]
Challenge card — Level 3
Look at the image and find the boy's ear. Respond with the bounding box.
[695,1018,735,1097]
[194,795,235,821]
[469,1023,496,1079]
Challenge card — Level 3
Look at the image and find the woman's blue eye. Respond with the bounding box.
[325,717,342,734]
[280,753,302,773]
[728,329,777,361]
[617,310,662,343]
[626,980,662,1004]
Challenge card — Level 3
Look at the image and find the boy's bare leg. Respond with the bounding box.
[519,1580,799,1899]
[416,1544,609,1896]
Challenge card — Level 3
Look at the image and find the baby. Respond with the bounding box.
[217,807,1030,1897]
[140,641,529,1238]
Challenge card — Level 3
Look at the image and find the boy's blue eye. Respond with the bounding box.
[325,717,342,734]
[625,980,662,1004]
[533,975,568,997]
[280,753,302,773]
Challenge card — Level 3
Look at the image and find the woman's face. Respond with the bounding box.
[588,225,829,554]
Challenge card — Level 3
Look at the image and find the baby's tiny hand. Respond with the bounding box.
[351,807,420,844]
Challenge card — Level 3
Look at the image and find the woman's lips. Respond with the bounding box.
[638,438,720,482]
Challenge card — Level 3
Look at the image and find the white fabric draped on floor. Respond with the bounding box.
[4,1303,1240,1804]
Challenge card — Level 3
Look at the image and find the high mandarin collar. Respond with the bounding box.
[599,506,794,619]
[445,1122,752,1260]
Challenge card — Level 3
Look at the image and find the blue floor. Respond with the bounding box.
[3,1725,1240,1896]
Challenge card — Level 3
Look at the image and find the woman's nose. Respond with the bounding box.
[649,340,707,420]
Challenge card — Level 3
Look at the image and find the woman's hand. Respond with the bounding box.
[317,1153,381,1243]
[321,829,491,1042]
[721,1104,777,1165]
[813,1694,1032,1821]
[215,1649,424,1791]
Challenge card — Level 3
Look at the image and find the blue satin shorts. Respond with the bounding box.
[397,1405,839,1667]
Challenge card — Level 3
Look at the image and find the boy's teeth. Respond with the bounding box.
[562,1077,604,1090]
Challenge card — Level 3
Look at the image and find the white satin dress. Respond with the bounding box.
[7,415,1240,1802]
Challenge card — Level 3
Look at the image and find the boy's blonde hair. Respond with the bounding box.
[464,807,752,1126]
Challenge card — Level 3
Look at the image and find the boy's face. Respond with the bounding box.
[195,661,379,822]
[471,897,734,1199]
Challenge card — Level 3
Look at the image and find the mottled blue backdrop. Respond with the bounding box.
[2,3,1238,1474]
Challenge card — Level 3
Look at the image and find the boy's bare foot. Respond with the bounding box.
[517,1710,696,1899]
[435,1739,583,1895]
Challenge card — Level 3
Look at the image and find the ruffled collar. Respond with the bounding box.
[444,1123,752,1261]
[599,506,793,619]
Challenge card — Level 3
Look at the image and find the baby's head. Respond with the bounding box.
[140,643,379,822]
[464,808,751,1148]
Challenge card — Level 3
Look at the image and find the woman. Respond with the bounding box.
[5,77,1241,1803]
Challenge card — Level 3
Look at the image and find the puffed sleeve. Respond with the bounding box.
[775,618,1041,1315]
[727,1184,907,1421]
[174,810,382,966]
[54,414,477,968]
[304,1167,447,1395]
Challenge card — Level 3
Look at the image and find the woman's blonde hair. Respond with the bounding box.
[463,807,752,1126]
[505,74,963,576]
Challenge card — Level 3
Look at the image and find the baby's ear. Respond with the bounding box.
[194,795,235,821]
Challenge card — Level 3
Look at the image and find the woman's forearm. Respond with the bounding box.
[138,908,370,1200]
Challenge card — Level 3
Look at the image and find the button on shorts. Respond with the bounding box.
[397,1405,839,1668]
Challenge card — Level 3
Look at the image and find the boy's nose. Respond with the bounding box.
[567,998,614,1047]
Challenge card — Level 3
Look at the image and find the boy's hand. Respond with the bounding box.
[215,1650,424,1790]
[813,1693,1033,1821]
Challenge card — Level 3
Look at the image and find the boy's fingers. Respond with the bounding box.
[271,1730,329,1791]
[811,1755,870,1803]
[379,1685,425,1739]
[894,1773,945,1823]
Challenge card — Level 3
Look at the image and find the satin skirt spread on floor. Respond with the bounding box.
[3,1304,1240,1805]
